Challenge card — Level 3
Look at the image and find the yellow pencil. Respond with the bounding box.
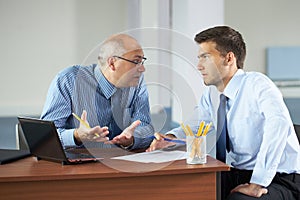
[72,113,90,128]
[180,122,189,136]
[197,121,205,137]
[186,124,194,136]
[203,122,212,136]
[72,113,100,138]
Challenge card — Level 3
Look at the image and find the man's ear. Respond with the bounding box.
[225,52,235,66]
[107,57,116,71]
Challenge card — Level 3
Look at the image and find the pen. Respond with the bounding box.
[148,135,186,144]
[72,113,100,138]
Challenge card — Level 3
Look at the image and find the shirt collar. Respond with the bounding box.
[94,65,117,99]
[223,69,245,100]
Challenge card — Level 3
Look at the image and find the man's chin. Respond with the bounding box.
[121,81,139,88]
[203,80,209,86]
[129,81,139,87]
[130,77,140,86]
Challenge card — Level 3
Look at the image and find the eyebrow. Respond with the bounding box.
[134,55,145,59]
[198,53,209,58]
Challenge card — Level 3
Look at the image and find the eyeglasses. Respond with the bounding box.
[113,56,147,66]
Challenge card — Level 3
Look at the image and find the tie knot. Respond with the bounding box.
[220,94,227,102]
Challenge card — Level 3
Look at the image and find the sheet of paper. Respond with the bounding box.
[111,150,187,163]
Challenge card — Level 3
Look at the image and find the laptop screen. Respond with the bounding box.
[18,117,66,162]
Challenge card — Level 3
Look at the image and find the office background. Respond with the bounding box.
[1,0,300,149]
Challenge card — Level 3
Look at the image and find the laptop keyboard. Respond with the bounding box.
[65,152,95,159]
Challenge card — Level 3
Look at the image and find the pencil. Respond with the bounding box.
[197,121,205,137]
[72,113,90,128]
[72,113,100,138]
[185,124,194,136]
[202,122,212,136]
[180,122,189,136]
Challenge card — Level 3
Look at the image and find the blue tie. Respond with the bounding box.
[216,94,229,163]
[110,89,123,140]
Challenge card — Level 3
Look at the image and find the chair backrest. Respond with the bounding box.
[293,124,300,143]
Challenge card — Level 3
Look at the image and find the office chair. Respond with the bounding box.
[293,124,300,143]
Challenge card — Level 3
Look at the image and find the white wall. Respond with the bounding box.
[0,0,128,116]
[225,0,300,73]
[126,0,224,123]
[3,0,298,118]
[171,0,224,122]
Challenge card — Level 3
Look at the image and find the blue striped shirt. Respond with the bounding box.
[41,64,154,149]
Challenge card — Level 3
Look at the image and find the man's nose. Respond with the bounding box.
[197,62,204,71]
[138,64,145,72]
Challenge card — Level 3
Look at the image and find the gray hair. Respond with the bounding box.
[98,38,126,67]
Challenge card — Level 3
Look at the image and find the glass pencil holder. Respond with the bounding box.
[186,135,206,164]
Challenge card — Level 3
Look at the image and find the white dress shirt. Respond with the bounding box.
[170,69,300,187]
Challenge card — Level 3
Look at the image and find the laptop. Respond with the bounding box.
[18,117,102,165]
[0,123,31,164]
[0,149,30,164]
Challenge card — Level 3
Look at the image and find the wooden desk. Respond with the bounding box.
[0,151,229,200]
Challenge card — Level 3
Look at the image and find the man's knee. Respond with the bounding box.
[226,192,253,200]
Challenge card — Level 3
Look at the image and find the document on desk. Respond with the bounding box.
[111,150,187,163]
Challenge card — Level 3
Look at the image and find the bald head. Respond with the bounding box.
[98,34,141,67]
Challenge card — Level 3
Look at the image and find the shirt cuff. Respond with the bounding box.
[59,128,76,147]
[250,168,277,187]
[131,136,152,150]
[120,139,134,150]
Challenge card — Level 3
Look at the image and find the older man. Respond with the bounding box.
[41,34,154,150]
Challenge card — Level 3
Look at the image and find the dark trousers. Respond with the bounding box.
[220,168,300,200]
